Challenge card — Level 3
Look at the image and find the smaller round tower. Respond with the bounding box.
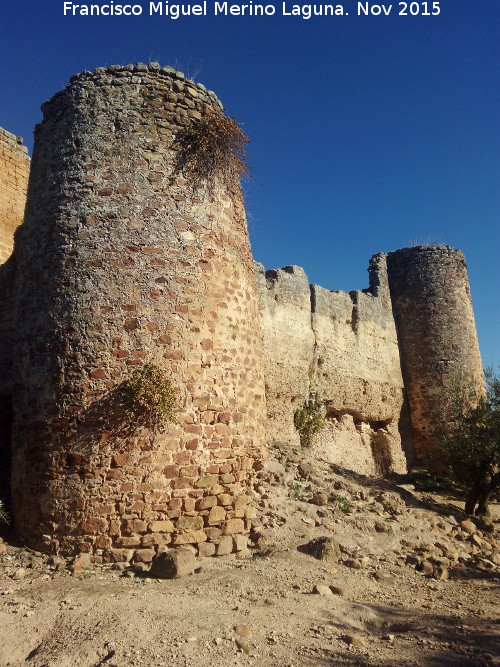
[386,245,484,460]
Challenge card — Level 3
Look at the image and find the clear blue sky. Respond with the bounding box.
[1,0,498,366]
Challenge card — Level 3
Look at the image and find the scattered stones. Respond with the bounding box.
[310,492,328,506]
[72,553,92,571]
[149,548,196,579]
[297,462,315,480]
[460,519,477,535]
[313,585,333,596]
[233,625,253,640]
[235,638,250,654]
[300,537,341,563]
[374,492,406,515]
[433,566,449,581]
[418,560,435,575]
[470,534,483,547]
[344,556,370,570]
[343,633,367,648]
[12,568,26,580]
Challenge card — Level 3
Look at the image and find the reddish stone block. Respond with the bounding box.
[106,469,124,481]
[123,519,147,534]
[173,451,191,465]
[112,454,130,467]
[123,318,139,331]
[81,517,108,534]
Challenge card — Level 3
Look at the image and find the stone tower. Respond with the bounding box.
[386,246,484,460]
[11,64,266,562]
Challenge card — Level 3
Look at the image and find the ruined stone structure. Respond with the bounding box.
[0,64,485,561]
[386,246,485,459]
[4,64,266,562]
[256,256,412,476]
[0,129,29,507]
[0,128,30,264]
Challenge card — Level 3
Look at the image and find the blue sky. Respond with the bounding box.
[0,0,498,366]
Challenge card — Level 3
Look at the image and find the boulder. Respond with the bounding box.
[300,536,341,563]
[149,548,196,579]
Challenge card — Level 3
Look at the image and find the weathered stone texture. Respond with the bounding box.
[255,264,315,447]
[0,128,29,264]
[256,254,411,475]
[0,71,486,556]
[386,246,484,459]
[10,64,266,560]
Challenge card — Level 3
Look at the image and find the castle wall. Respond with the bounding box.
[0,257,16,401]
[256,255,412,476]
[386,246,484,460]
[11,64,266,562]
[0,128,29,264]
[255,264,315,447]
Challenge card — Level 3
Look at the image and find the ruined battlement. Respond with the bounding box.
[0,65,485,562]
[256,258,410,475]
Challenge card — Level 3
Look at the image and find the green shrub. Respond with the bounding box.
[329,494,353,515]
[119,363,176,430]
[294,395,324,448]
[430,367,499,516]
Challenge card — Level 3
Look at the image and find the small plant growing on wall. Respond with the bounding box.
[119,363,176,430]
[294,391,324,448]
[174,111,250,188]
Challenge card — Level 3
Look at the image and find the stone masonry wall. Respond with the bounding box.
[0,128,29,264]
[386,246,484,460]
[0,85,485,555]
[0,257,16,402]
[11,64,266,563]
[256,255,412,476]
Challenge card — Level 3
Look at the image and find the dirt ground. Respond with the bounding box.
[1,441,499,667]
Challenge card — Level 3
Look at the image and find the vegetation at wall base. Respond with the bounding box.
[429,367,500,517]
[294,394,324,448]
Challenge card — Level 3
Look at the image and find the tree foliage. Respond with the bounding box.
[294,394,324,448]
[430,368,500,516]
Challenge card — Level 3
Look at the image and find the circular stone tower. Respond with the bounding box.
[386,246,484,460]
[11,64,266,562]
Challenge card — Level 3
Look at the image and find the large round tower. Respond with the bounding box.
[386,245,484,460]
[11,64,266,562]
